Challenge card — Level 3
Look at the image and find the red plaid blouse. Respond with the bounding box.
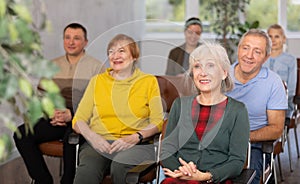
[193,98,227,141]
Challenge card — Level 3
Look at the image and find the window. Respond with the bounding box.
[145,0,300,36]
[245,0,277,29]
[244,0,300,33]
[146,0,185,33]
[287,0,300,32]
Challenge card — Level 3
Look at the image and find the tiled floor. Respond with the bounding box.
[1,126,300,184]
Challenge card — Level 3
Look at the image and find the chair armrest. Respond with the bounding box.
[294,95,300,104]
[261,140,278,154]
[232,169,256,184]
[68,132,80,144]
[126,161,156,184]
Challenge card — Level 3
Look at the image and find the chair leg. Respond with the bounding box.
[59,157,63,177]
[286,133,293,172]
[272,153,278,184]
[294,127,300,158]
[263,153,266,183]
[155,166,160,184]
[276,155,283,181]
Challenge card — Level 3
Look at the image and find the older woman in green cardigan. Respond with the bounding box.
[161,42,250,183]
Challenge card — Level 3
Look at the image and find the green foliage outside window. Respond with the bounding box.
[146,0,184,22]
[200,0,251,62]
[245,0,277,29]
[0,0,64,162]
[287,0,300,32]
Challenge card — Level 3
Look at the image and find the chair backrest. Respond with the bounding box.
[155,76,180,113]
[294,58,300,104]
[155,75,197,113]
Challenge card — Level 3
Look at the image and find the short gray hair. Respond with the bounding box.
[238,29,272,56]
[189,41,234,93]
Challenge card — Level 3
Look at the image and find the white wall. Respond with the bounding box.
[140,36,184,75]
[33,0,300,74]
[33,0,145,63]
[287,38,300,58]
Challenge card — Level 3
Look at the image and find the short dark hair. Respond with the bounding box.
[184,17,202,31]
[63,23,87,40]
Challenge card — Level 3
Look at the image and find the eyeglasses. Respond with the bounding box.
[186,29,201,36]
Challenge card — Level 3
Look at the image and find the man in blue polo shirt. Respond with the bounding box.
[226,29,288,184]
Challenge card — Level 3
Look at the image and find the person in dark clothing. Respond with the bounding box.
[13,23,104,184]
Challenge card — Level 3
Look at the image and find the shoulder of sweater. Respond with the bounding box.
[135,69,156,79]
[175,95,195,105]
[227,96,245,108]
[51,55,65,62]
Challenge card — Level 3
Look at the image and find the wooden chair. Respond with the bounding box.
[258,80,291,183]
[275,58,300,181]
[37,140,64,181]
[259,140,279,184]
[270,81,290,181]
[288,58,300,160]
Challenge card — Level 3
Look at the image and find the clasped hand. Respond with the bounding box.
[89,133,139,154]
[50,109,72,126]
[163,158,207,181]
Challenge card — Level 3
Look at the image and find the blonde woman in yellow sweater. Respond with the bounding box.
[72,34,164,184]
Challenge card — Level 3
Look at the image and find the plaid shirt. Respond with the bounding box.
[193,98,227,141]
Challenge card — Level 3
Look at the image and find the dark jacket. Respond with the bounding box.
[165,43,200,76]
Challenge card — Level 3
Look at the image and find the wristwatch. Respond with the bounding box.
[136,132,143,144]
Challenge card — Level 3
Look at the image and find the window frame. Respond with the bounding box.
[145,0,300,39]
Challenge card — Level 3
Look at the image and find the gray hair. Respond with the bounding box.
[189,41,234,93]
[238,29,272,56]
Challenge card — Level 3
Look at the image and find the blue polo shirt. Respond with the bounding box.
[226,62,288,131]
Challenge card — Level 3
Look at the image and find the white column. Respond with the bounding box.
[278,0,287,30]
[185,0,199,19]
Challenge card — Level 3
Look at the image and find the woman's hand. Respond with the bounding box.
[109,133,140,154]
[163,168,184,178]
[163,158,211,181]
[50,109,72,126]
[177,157,197,177]
[88,132,111,154]
[74,121,112,154]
